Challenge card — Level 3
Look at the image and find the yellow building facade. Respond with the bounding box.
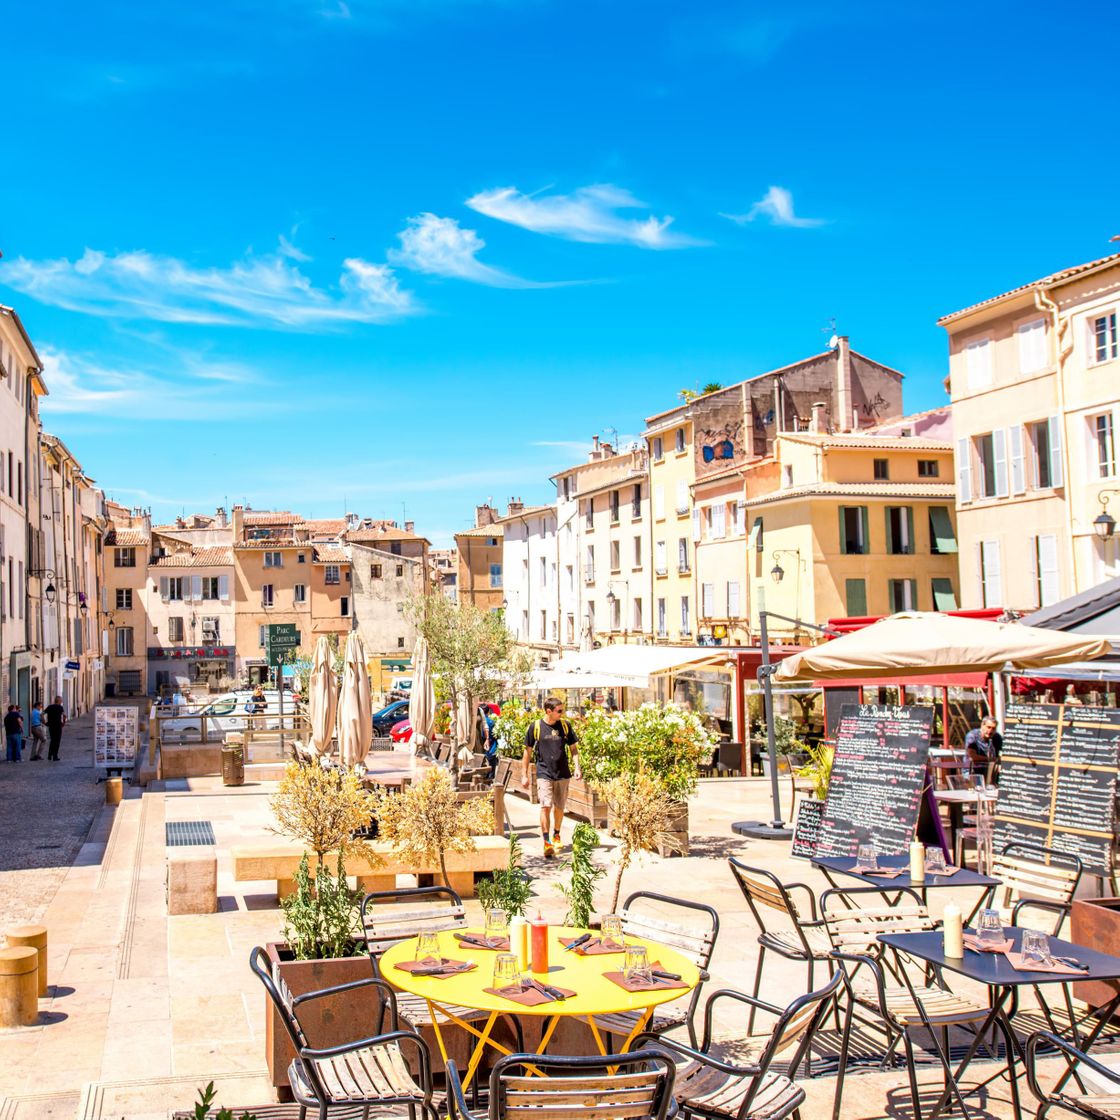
[940,252,1120,611]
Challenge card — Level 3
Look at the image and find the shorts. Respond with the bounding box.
[537,778,570,811]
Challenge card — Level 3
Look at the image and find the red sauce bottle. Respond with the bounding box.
[530,912,549,974]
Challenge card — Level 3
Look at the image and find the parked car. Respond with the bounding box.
[391,701,501,744]
[157,690,285,741]
[371,699,409,736]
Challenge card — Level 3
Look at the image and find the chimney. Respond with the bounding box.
[601,442,614,458]
[810,401,827,433]
[231,505,244,542]
[506,497,525,518]
[214,506,228,527]
[475,503,498,527]
[835,336,853,432]
[404,520,414,534]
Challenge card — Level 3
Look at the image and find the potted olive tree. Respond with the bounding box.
[264,762,378,1093]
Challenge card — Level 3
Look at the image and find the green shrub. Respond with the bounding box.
[477,833,533,916]
[558,823,605,927]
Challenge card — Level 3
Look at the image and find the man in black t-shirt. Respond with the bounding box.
[45,696,66,761]
[521,696,580,859]
[4,706,23,762]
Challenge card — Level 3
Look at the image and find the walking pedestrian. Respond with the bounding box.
[520,696,581,859]
[29,702,47,761]
[45,695,66,761]
[4,705,23,762]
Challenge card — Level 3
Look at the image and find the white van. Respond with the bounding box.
[157,690,286,741]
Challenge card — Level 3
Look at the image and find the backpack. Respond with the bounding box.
[529,718,571,749]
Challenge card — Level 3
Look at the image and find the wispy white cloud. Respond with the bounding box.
[277,233,311,262]
[722,186,826,229]
[39,346,282,420]
[467,184,702,249]
[389,213,564,288]
[2,245,416,330]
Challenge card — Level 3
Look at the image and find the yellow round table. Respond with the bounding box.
[381,925,700,1087]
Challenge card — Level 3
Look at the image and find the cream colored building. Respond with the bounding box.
[103,505,153,697]
[940,252,1120,611]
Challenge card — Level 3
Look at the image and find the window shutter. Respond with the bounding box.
[993,429,1009,498]
[219,574,229,601]
[160,576,169,602]
[1047,416,1064,488]
[956,438,972,503]
[982,540,1002,607]
[839,507,847,554]
[929,507,958,554]
[1028,537,1040,610]
[907,579,918,610]
[845,578,867,616]
[1039,534,1059,606]
[191,575,202,601]
[859,507,869,554]
[1010,425,1026,494]
[676,481,688,513]
[931,578,957,611]
[692,508,701,542]
[905,507,914,554]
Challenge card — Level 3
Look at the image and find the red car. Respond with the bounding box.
[392,701,501,743]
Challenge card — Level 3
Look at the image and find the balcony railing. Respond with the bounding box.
[678,562,691,574]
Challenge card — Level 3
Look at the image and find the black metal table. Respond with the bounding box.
[880,927,1120,1119]
[813,855,1000,922]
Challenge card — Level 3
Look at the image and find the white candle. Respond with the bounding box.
[943,903,963,958]
[509,915,529,971]
[910,841,926,883]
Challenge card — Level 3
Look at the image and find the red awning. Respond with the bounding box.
[817,672,989,689]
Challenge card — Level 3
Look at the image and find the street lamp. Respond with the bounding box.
[28,568,58,604]
[1093,490,1120,540]
[770,549,800,584]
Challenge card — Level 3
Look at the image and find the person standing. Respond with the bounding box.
[521,696,580,859]
[45,695,66,761]
[29,703,47,761]
[4,706,23,762]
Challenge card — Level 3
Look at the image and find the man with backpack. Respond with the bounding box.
[521,696,580,859]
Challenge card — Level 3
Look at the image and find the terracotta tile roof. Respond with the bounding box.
[748,481,956,507]
[779,433,951,451]
[242,510,298,526]
[150,547,234,568]
[312,545,349,564]
[297,518,349,535]
[345,528,427,543]
[937,252,1120,325]
[494,504,553,525]
[455,525,503,539]
[105,527,150,546]
[234,540,304,550]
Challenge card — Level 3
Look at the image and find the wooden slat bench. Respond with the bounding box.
[232,835,511,900]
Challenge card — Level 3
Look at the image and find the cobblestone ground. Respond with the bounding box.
[0,711,104,933]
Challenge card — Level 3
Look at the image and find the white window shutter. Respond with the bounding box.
[1048,416,1064,488]
[993,429,1009,498]
[1039,534,1060,606]
[1010,425,1026,494]
[159,576,169,602]
[191,575,202,601]
[983,540,1002,607]
[957,438,972,502]
[219,574,229,601]
[1028,537,1040,610]
[692,508,701,542]
[654,487,664,519]
[676,480,688,513]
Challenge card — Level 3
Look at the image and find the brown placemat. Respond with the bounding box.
[604,961,689,992]
[454,933,511,951]
[1004,951,1088,975]
[484,981,577,1006]
[394,957,477,978]
[925,865,962,878]
[963,933,1014,953]
[852,866,907,879]
[557,935,625,955]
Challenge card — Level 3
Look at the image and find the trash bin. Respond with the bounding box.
[221,745,245,786]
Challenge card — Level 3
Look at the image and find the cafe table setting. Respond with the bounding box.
[379,912,700,1090]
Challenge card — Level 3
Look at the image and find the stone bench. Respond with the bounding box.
[167,850,218,915]
[231,835,511,900]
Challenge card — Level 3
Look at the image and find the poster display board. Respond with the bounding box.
[790,797,824,860]
[815,704,934,859]
[992,703,1120,878]
[94,705,139,772]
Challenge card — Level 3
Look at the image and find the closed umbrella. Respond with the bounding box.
[307,637,338,757]
[455,693,477,753]
[774,611,1111,682]
[409,636,435,755]
[338,632,372,768]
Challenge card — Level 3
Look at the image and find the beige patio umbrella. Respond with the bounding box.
[454,693,478,756]
[409,635,436,754]
[307,636,339,756]
[774,611,1111,682]
[337,631,372,768]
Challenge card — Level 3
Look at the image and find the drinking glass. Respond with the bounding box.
[485,909,509,946]
[925,847,948,874]
[601,914,623,946]
[856,844,878,871]
[416,931,441,962]
[1021,929,1052,966]
[623,943,651,983]
[493,953,519,988]
[976,909,1005,947]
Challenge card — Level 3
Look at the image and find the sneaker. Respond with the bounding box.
[552,830,562,847]
[543,842,556,860]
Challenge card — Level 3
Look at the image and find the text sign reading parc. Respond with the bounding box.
[266,624,301,666]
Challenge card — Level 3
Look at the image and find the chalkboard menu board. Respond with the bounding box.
[993,703,1120,878]
[815,704,933,859]
[791,797,824,860]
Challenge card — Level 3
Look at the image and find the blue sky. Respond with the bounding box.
[2,0,1116,545]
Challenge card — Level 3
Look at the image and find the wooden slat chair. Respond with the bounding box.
[359,886,516,1043]
[728,858,833,1034]
[592,891,720,1049]
[446,1050,677,1120]
[989,842,1083,936]
[635,973,842,1120]
[1026,1030,1120,1119]
[822,887,994,1120]
[249,945,437,1120]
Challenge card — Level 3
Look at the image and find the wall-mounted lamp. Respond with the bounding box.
[28,568,58,604]
[1093,490,1120,540]
[770,549,801,585]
